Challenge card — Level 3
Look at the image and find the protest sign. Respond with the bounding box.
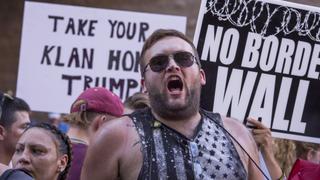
[17,1,186,113]
[194,0,320,143]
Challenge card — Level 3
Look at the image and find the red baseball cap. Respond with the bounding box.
[70,87,124,117]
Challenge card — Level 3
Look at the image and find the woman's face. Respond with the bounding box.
[12,127,66,180]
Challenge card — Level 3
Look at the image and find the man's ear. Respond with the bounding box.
[91,117,104,133]
[0,125,6,141]
[141,79,148,93]
[200,69,206,85]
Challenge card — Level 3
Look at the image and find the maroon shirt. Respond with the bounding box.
[67,142,87,180]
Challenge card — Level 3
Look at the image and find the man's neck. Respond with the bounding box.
[152,110,202,139]
[0,147,11,165]
[67,126,89,145]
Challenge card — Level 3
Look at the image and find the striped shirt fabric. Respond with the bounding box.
[130,108,247,180]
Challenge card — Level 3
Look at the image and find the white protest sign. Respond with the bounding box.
[17,1,186,114]
[194,0,320,143]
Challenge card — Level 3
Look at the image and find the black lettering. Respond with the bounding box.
[83,76,108,90]
[95,76,99,87]
[84,75,93,89]
[41,45,54,65]
[134,51,140,72]
[88,20,97,36]
[65,18,75,34]
[117,21,125,38]
[93,76,107,87]
[102,77,107,87]
[54,46,64,67]
[126,79,139,98]
[61,74,81,95]
[122,51,134,71]
[48,15,64,32]
[126,22,136,40]
[139,22,149,42]
[68,48,80,67]
[108,20,117,38]
[109,78,125,99]
[108,50,121,70]
[78,19,87,36]
[82,48,94,69]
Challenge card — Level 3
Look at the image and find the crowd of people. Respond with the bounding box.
[0,29,319,180]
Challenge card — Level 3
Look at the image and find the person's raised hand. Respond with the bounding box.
[247,117,273,154]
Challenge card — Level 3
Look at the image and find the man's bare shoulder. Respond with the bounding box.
[82,116,139,180]
[221,116,249,134]
[93,116,135,146]
[85,116,135,159]
[220,115,261,178]
[220,115,257,153]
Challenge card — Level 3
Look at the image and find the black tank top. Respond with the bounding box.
[129,108,247,180]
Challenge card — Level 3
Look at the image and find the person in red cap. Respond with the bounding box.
[63,87,123,180]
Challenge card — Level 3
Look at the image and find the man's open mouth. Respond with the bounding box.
[167,76,183,92]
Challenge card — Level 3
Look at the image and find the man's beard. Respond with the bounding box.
[148,84,201,121]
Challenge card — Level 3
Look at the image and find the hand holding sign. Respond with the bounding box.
[247,117,284,180]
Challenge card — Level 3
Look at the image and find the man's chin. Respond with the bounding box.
[150,91,198,119]
[166,96,186,105]
[163,103,196,117]
[166,101,187,110]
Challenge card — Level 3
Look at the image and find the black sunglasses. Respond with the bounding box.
[0,93,14,120]
[142,51,198,75]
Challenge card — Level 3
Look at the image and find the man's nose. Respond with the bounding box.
[166,56,181,72]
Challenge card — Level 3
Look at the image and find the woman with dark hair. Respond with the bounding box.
[11,123,72,180]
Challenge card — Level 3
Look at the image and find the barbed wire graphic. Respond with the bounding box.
[206,0,320,42]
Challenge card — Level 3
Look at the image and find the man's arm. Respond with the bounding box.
[81,117,128,180]
[222,116,264,180]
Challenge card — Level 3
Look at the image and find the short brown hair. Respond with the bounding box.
[139,29,201,76]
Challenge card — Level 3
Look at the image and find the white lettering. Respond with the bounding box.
[291,41,311,77]
[219,28,239,65]
[213,67,257,122]
[273,77,292,131]
[260,35,279,71]
[242,32,262,68]
[289,80,309,133]
[201,25,223,62]
[249,74,275,128]
[275,38,295,74]
[308,44,320,79]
